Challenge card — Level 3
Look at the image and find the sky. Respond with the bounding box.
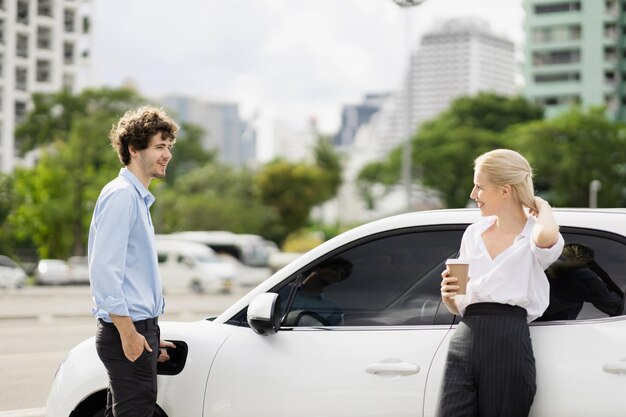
[89,0,524,159]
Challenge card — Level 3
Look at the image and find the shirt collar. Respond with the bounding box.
[517,215,535,240]
[119,167,155,208]
[475,215,534,241]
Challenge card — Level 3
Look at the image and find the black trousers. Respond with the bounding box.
[436,303,536,417]
[96,318,160,417]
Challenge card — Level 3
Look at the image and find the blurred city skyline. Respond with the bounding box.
[88,0,523,160]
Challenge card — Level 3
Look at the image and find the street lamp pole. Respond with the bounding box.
[391,0,428,212]
[589,179,602,208]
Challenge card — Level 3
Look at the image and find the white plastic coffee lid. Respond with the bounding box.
[445,258,469,265]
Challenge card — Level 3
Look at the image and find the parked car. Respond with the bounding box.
[155,238,235,293]
[35,259,70,285]
[0,255,28,289]
[46,209,626,417]
[215,253,272,287]
[163,231,274,287]
[67,256,90,284]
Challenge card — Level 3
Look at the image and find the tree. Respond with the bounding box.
[158,163,282,240]
[6,87,216,259]
[164,122,215,184]
[357,93,544,208]
[0,174,19,256]
[8,112,120,259]
[413,126,502,207]
[507,107,626,207]
[15,87,142,154]
[256,160,333,240]
[313,135,343,202]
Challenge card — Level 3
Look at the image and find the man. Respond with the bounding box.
[88,106,178,416]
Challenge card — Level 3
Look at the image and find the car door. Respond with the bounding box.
[203,227,464,417]
[424,227,626,416]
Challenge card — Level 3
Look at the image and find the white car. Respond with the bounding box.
[67,256,90,284]
[216,253,272,287]
[155,238,235,293]
[35,259,70,285]
[46,209,626,417]
[0,255,27,288]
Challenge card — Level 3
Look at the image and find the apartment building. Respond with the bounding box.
[0,0,91,173]
[523,0,625,120]
[333,93,389,149]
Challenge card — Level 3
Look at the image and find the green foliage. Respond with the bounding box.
[356,93,544,208]
[507,107,626,207]
[4,87,222,259]
[6,88,142,258]
[8,113,121,259]
[0,174,18,255]
[164,122,215,184]
[256,160,333,240]
[158,164,282,241]
[439,93,543,133]
[413,126,503,207]
[15,87,142,154]
[313,135,343,201]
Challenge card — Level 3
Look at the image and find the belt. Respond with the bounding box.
[98,317,159,331]
[464,302,527,319]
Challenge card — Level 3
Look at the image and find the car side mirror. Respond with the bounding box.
[247,292,281,335]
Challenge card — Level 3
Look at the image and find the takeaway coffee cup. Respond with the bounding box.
[445,258,469,297]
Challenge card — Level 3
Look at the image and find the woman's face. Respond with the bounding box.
[470,169,503,216]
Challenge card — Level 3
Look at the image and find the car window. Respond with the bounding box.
[536,228,626,322]
[277,227,464,327]
[157,253,168,263]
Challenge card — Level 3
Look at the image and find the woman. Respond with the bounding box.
[437,149,564,417]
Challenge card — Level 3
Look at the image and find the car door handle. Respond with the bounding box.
[365,360,420,376]
[603,359,626,375]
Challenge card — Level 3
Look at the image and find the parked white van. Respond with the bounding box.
[154,238,236,294]
[164,231,274,287]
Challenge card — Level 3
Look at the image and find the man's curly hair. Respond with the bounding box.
[109,106,179,165]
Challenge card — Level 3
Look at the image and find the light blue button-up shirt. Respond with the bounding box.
[88,168,164,322]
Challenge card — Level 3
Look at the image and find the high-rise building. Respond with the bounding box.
[326,18,517,224]
[408,18,516,136]
[333,93,389,149]
[0,0,92,173]
[159,94,257,168]
[523,0,624,120]
[272,118,318,164]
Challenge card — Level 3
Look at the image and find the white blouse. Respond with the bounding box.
[455,215,565,322]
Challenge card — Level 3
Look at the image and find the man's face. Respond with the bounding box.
[135,132,173,180]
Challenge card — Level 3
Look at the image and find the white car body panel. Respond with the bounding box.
[45,208,626,416]
[0,256,27,288]
[204,325,452,417]
[155,239,235,293]
[46,320,237,417]
[529,319,626,416]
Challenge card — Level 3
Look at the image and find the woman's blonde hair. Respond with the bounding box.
[474,149,537,211]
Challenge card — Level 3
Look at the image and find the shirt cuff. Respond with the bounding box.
[97,296,130,317]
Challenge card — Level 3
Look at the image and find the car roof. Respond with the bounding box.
[155,238,217,254]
